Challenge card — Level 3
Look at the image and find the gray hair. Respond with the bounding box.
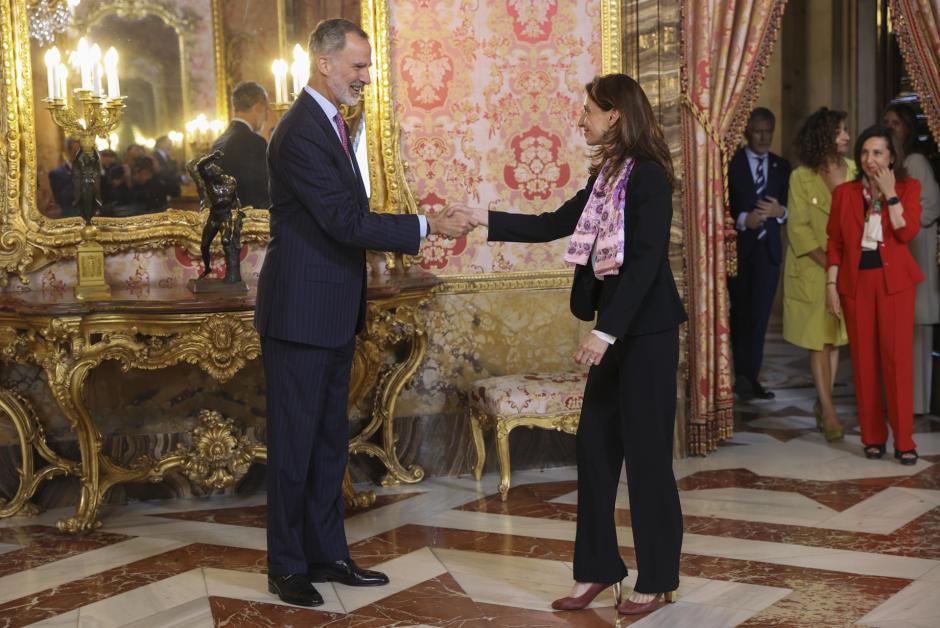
[747,107,776,129]
[231,81,268,113]
[308,18,368,57]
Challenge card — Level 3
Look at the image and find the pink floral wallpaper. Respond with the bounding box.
[391,0,601,274]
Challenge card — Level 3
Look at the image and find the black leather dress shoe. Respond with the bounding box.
[734,379,754,401]
[309,558,389,586]
[751,382,775,400]
[268,574,324,607]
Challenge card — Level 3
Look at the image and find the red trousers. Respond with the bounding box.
[842,268,917,451]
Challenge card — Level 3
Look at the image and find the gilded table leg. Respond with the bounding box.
[0,389,79,518]
[342,468,375,510]
[46,360,106,532]
[469,408,487,481]
[495,419,512,501]
[361,314,428,488]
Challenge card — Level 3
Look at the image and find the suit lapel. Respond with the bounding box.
[299,91,360,186]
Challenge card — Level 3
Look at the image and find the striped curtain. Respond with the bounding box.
[892,0,940,142]
[680,0,788,455]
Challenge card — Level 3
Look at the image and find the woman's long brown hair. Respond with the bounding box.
[586,74,676,189]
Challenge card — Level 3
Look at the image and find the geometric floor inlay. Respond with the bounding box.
[2,328,940,627]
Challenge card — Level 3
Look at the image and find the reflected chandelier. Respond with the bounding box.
[27,0,81,46]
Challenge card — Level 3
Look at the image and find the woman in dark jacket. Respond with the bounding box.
[456,73,687,616]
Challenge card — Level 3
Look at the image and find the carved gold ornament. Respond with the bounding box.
[168,410,260,490]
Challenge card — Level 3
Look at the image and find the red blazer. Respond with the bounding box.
[826,177,923,298]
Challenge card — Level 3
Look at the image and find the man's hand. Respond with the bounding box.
[574,332,609,367]
[446,203,488,227]
[426,207,471,238]
[756,195,784,218]
[744,209,768,230]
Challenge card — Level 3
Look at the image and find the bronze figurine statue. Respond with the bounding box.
[186,150,247,293]
[73,147,102,224]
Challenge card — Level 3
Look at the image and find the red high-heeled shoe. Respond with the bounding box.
[551,581,622,611]
[616,590,677,615]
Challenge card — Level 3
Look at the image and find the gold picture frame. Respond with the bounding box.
[0,0,415,282]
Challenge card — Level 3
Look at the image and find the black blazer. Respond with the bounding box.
[48,163,76,216]
[728,148,790,264]
[489,160,687,339]
[211,120,271,209]
[153,150,182,198]
[254,90,421,348]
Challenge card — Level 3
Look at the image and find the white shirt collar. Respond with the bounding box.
[303,86,339,123]
[744,146,768,163]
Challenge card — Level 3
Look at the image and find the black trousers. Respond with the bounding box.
[573,327,683,593]
[262,335,355,576]
[728,244,780,385]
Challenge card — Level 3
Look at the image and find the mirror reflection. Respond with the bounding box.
[31,0,367,221]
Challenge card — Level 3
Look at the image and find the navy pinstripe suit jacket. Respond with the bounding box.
[254,90,421,348]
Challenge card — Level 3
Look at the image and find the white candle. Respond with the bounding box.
[90,44,102,96]
[77,38,91,91]
[272,59,288,104]
[94,63,104,97]
[56,63,68,104]
[104,47,120,99]
[44,47,60,99]
[290,44,308,98]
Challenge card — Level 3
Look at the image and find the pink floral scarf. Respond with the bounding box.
[564,158,635,278]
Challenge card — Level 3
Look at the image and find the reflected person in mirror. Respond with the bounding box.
[48,137,80,217]
[153,135,182,199]
[255,18,469,608]
[211,81,271,209]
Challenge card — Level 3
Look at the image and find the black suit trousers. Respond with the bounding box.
[728,240,780,384]
[262,335,355,575]
[573,327,682,592]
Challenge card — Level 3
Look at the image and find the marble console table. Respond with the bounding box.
[0,272,437,532]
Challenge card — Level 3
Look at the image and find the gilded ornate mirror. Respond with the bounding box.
[0,0,413,280]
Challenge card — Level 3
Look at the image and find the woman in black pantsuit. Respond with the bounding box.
[455,74,686,616]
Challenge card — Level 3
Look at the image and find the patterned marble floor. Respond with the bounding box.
[1,328,939,627]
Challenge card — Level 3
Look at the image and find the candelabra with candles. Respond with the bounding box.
[184,113,225,160]
[270,44,309,113]
[43,38,125,300]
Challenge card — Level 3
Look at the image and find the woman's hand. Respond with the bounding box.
[446,203,488,227]
[870,164,897,200]
[826,284,842,319]
[574,333,609,367]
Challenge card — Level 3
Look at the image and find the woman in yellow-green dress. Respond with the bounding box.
[783,107,855,441]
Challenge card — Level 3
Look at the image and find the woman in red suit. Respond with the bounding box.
[826,125,923,464]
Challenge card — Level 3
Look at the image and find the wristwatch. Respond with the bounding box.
[887,196,900,206]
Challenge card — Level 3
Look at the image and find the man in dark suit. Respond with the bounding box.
[255,18,469,608]
[211,81,271,209]
[728,107,791,401]
[48,137,80,217]
[152,135,182,199]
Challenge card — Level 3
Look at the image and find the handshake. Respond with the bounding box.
[424,204,488,238]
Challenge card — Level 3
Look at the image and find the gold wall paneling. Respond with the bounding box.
[0,275,436,531]
[605,0,689,457]
[1,0,416,282]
